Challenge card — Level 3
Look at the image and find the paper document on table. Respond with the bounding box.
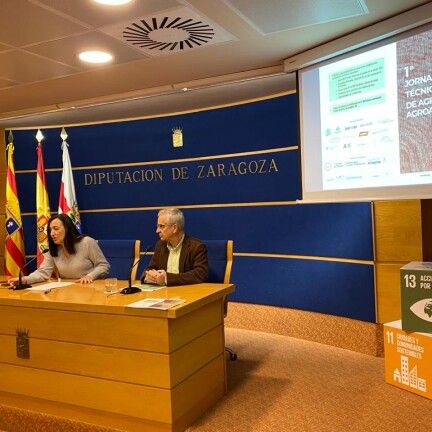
[126,298,186,310]
[137,283,165,292]
[26,281,75,292]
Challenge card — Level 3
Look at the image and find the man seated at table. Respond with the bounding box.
[141,208,208,286]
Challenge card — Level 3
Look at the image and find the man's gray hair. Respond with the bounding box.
[158,208,185,231]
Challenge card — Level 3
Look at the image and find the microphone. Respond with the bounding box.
[14,248,50,290]
[121,245,152,295]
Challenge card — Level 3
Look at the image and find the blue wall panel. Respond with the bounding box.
[21,205,373,261]
[70,150,298,208]
[16,171,62,214]
[12,95,298,169]
[184,205,373,260]
[231,256,375,322]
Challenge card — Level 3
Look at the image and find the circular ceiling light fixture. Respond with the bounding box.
[93,0,133,5]
[78,50,113,64]
[123,17,215,53]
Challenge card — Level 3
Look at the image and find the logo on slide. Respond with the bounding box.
[410,299,432,322]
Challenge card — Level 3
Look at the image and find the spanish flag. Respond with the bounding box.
[36,142,51,267]
[5,140,26,277]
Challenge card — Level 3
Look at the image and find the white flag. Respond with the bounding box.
[58,140,82,233]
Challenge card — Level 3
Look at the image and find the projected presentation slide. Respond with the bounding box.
[300,25,432,199]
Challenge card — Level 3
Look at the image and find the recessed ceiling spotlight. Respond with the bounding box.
[93,0,133,5]
[78,50,113,64]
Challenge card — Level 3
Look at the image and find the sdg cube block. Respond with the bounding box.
[384,320,432,399]
[400,262,432,333]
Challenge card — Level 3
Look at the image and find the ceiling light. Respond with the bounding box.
[78,50,113,64]
[93,0,133,5]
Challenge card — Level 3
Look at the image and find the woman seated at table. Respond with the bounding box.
[9,214,110,285]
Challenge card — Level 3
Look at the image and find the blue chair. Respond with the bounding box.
[206,240,234,284]
[204,240,236,360]
[97,239,141,280]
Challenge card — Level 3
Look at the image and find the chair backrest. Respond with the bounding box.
[97,239,141,280]
[204,240,233,284]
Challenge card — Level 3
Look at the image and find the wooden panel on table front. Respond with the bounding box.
[171,355,225,424]
[0,302,223,353]
[0,326,223,388]
[168,300,223,351]
[0,333,172,387]
[0,306,170,352]
[376,263,405,323]
[170,325,224,385]
[0,356,226,428]
[0,363,172,422]
[373,200,423,262]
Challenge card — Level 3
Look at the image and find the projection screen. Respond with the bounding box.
[298,22,432,202]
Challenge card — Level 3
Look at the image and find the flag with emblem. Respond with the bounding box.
[5,136,26,277]
[36,132,51,267]
[58,128,82,233]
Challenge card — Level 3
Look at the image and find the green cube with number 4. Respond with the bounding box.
[401,261,432,333]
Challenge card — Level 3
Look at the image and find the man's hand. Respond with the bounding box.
[145,269,166,285]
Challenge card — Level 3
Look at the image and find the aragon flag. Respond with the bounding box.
[5,138,26,277]
[36,141,51,267]
[58,133,81,233]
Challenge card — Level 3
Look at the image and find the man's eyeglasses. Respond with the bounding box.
[157,224,173,230]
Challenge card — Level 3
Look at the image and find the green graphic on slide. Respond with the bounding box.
[329,58,385,101]
[332,94,385,113]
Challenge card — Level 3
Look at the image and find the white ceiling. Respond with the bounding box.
[1,0,431,128]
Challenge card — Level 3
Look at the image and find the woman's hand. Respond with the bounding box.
[77,275,94,284]
[7,277,20,287]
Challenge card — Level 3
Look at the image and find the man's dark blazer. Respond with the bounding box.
[141,235,208,286]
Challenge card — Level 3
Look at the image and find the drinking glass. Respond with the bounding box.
[104,278,118,293]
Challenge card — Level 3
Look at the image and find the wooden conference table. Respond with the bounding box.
[0,279,235,432]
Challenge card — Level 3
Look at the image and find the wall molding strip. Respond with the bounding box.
[16,146,298,174]
[235,252,373,265]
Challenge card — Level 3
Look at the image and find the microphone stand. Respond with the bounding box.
[16,270,32,290]
[13,248,50,290]
[121,245,152,295]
